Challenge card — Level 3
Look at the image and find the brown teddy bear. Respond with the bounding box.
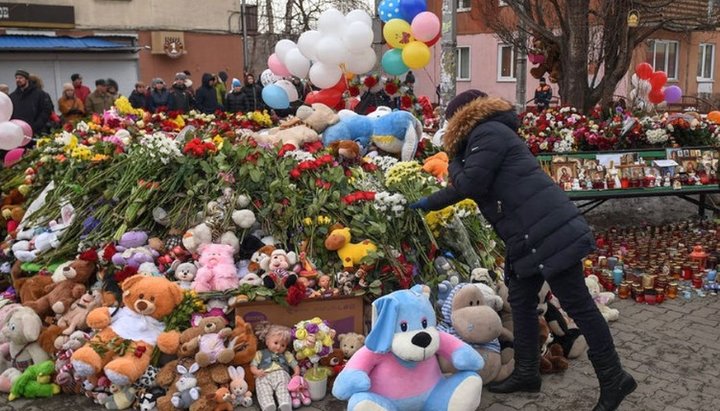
[529,36,562,83]
[10,261,54,305]
[0,188,25,237]
[539,316,568,374]
[319,348,346,385]
[254,103,339,148]
[70,275,183,386]
[23,259,96,318]
[182,316,236,368]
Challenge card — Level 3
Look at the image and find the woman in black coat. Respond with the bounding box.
[411,90,636,411]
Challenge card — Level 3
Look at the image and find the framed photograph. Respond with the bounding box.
[619,164,644,179]
[583,159,599,170]
[679,158,698,174]
[551,162,577,184]
[620,153,637,165]
[589,167,605,181]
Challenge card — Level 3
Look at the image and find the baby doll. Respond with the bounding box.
[310,275,338,298]
[250,325,300,411]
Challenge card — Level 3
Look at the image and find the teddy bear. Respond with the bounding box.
[528,36,562,83]
[172,261,198,290]
[23,258,96,318]
[0,189,25,237]
[538,283,588,359]
[0,307,51,392]
[329,140,362,160]
[54,290,102,337]
[538,316,569,374]
[9,261,53,304]
[422,151,449,180]
[111,231,159,268]
[54,330,91,394]
[191,243,239,293]
[259,249,298,290]
[182,223,213,254]
[332,285,484,411]
[70,275,184,387]
[338,333,365,360]
[182,316,236,368]
[585,274,619,322]
[254,103,339,149]
[319,348,346,385]
[437,283,514,385]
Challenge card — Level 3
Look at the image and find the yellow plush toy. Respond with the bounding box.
[324,225,377,269]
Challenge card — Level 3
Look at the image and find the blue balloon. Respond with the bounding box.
[399,0,427,22]
[378,0,402,23]
[381,48,409,76]
[262,84,290,109]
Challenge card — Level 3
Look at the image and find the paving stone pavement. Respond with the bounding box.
[1,293,719,411]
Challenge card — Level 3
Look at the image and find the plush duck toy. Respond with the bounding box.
[332,285,484,411]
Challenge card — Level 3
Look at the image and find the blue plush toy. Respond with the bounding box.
[322,107,422,161]
[332,285,484,411]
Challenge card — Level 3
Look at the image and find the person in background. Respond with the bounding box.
[168,73,194,113]
[0,84,9,95]
[409,89,637,411]
[215,70,228,108]
[85,79,114,114]
[182,70,194,95]
[106,78,121,102]
[128,82,148,110]
[533,77,552,112]
[194,73,221,114]
[57,82,85,124]
[147,78,169,112]
[225,78,245,114]
[239,73,265,113]
[9,70,52,136]
[71,73,91,104]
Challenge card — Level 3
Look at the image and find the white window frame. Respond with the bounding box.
[697,43,715,81]
[497,44,516,82]
[456,46,471,81]
[456,0,471,12]
[649,40,679,80]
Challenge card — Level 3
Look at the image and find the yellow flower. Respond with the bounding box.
[212,135,224,150]
[70,145,92,161]
[310,317,322,324]
[114,96,145,117]
[174,115,186,128]
[91,154,110,162]
[36,137,51,148]
[303,217,314,226]
[295,329,307,340]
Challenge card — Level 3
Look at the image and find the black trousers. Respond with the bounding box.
[508,262,614,360]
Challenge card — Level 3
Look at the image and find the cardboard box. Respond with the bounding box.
[235,296,366,338]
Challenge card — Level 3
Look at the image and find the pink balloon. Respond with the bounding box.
[3,148,24,168]
[411,12,441,42]
[10,119,32,138]
[267,53,291,77]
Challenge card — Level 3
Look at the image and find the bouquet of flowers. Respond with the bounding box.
[291,317,336,381]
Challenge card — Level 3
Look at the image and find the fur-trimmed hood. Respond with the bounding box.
[443,97,518,158]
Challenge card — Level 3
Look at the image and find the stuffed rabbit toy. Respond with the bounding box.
[228,366,253,408]
[171,363,200,409]
[287,375,311,408]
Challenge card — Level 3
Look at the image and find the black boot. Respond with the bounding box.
[589,350,637,411]
[486,354,541,393]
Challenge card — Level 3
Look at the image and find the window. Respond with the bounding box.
[497,44,515,81]
[647,40,679,79]
[456,47,470,80]
[456,0,471,11]
[697,43,715,80]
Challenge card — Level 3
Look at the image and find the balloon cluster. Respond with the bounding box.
[263,8,377,109]
[379,0,440,75]
[291,317,336,364]
[630,63,682,110]
[0,93,32,167]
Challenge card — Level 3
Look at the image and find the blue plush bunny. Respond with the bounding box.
[332,285,484,411]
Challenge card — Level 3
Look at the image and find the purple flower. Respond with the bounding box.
[305,323,320,333]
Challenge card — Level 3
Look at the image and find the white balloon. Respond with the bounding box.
[275,80,299,102]
[345,48,377,74]
[309,62,343,89]
[260,69,281,86]
[343,21,374,51]
[275,39,297,63]
[318,8,346,35]
[636,79,651,97]
[630,73,639,87]
[0,121,25,150]
[285,48,311,78]
[315,36,346,66]
[298,30,322,61]
[628,89,637,101]
[0,93,12,123]
[346,9,373,27]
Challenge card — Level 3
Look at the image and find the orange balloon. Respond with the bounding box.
[708,111,720,124]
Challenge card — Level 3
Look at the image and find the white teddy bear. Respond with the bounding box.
[585,274,619,322]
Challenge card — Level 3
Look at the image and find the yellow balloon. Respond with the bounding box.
[383,19,415,49]
[401,41,431,69]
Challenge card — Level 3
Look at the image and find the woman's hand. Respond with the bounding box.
[409,197,430,211]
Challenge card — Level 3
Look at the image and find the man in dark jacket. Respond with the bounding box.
[194,73,221,114]
[168,73,194,113]
[225,78,245,113]
[238,73,265,113]
[147,78,170,112]
[411,90,636,411]
[534,77,552,111]
[9,69,52,136]
[128,82,148,109]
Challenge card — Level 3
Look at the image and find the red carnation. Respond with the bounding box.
[114,266,138,283]
[349,85,361,97]
[286,283,307,306]
[400,96,412,109]
[290,168,302,179]
[363,76,378,88]
[385,83,399,95]
[102,243,117,262]
[79,248,99,262]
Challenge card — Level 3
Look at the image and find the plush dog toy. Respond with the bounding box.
[332,285,483,411]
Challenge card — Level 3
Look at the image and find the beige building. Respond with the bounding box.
[0,0,252,102]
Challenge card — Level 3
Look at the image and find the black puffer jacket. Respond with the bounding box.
[225,90,245,113]
[194,73,221,114]
[426,97,594,279]
[239,83,265,113]
[10,83,52,135]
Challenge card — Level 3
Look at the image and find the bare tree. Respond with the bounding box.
[478,0,720,112]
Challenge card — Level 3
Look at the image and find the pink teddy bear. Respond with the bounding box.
[191,244,239,292]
